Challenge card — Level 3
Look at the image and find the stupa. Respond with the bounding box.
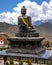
[6,6,45,54]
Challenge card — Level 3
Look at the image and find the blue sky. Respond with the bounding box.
[0,0,50,13]
[0,0,52,24]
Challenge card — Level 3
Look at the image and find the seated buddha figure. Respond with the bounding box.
[18,6,33,33]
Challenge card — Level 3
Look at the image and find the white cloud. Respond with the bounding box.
[25,0,29,1]
[0,0,52,24]
[41,1,50,14]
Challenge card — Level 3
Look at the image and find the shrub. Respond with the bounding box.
[27,59,32,65]
[10,59,13,65]
[6,61,10,65]
[19,60,23,65]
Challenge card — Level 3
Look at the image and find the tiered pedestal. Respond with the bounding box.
[6,29,45,54]
[6,36,45,54]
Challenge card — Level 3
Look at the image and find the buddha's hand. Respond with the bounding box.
[28,26,31,29]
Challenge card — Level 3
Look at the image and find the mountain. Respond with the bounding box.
[35,22,52,34]
[0,22,17,36]
[33,19,52,25]
[32,19,52,41]
[45,19,52,24]
[0,22,52,41]
[32,20,43,26]
[35,22,52,41]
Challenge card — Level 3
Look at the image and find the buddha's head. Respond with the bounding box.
[21,6,26,15]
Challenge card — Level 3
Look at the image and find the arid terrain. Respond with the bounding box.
[0,22,52,42]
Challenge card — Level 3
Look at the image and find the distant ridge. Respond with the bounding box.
[35,22,52,35]
[0,22,17,36]
[0,22,52,41]
[33,19,52,26]
[35,22,52,41]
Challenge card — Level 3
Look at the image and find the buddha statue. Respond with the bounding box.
[18,6,33,33]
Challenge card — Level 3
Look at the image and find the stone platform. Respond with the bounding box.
[7,37,44,41]
[0,50,52,60]
[6,37,45,54]
[15,29,39,37]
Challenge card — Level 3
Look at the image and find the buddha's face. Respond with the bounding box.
[21,6,26,15]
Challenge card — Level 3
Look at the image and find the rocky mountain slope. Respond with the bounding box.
[0,22,52,41]
[35,22,52,41]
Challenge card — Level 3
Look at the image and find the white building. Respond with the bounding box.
[0,38,4,47]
